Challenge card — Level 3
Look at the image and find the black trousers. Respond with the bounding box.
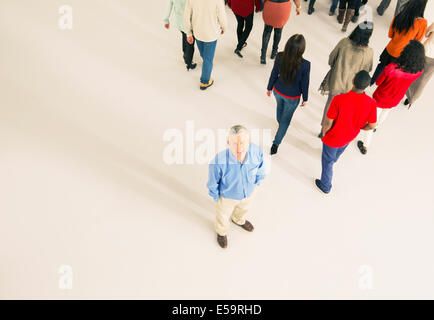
[261,24,283,56]
[181,31,195,67]
[371,48,398,85]
[339,0,357,9]
[235,13,254,50]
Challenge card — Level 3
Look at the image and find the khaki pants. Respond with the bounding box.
[215,189,257,236]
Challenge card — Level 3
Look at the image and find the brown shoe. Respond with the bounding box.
[217,234,227,248]
[233,219,254,232]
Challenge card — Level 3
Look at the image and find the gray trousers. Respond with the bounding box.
[377,0,409,16]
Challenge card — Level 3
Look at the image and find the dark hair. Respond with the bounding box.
[392,0,427,34]
[353,70,371,90]
[348,22,373,47]
[396,40,425,73]
[278,34,306,86]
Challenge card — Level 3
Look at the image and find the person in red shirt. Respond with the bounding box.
[315,71,377,194]
[358,40,425,154]
[228,0,261,58]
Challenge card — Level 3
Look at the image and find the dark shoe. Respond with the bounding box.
[270,49,278,60]
[376,7,384,16]
[318,132,323,139]
[404,98,410,106]
[270,144,278,155]
[186,63,197,71]
[357,140,367,155]
[308,7,315,15]
[260,56,266,65]
[351,14,359,23]
[315,179,330,194]
[329,10,335,16]
[234,48,243,58]
[200,78,214,90]
[233,219,254,232]
[217,234,227,248]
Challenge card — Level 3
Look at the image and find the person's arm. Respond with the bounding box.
[375,63,389,86]
[266,55,280,95]
[207,163,222,202]
[183,0,193,37]
[415,19,428,42]
[255,148,266,185]
[293,0,301,15]
[254,0,261,12]
[163,0,174,28]
[217,0,228,34]
[362,122,377,130]
[301,61,310,105]
[322,117,334,136]
[328,39,342,67]
[321,96,339,136]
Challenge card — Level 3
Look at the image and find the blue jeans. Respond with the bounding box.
[196,40,217,84]
[319,143,348,193]
[330,0,339,12]
[273,91,300,146]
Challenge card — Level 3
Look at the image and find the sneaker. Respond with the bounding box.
[315,179,330,194]
[200,78,214,90]
[308,7,315,15]
[357,140,367,155]
[234,48,243,58]
[186,63,197,71]
[270,144,278,155]
[217,234,227,248]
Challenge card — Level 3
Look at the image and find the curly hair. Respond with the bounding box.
[397,40,425,74]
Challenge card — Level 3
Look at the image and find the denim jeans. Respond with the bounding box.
[330,0,340,13]
[319,143,348,193]
[196,39,217,84]
[273,91,300,146]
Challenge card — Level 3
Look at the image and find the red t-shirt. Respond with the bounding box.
[322,91,377,148]
[373,63,422,109]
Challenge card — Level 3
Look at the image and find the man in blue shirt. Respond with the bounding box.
[207,125,266,248]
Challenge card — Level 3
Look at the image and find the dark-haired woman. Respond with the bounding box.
[358,40,425,154]
[371,0,427,84]
[260,0,301,65]
[318,22,373,138]
[266,34,310,155]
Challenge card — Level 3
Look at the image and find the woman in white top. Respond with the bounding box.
[405,22,434,107]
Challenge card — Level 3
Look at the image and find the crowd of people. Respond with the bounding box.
[164,0,433,248]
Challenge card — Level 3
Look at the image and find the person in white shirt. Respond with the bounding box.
[184,0,228,90]
[164,0,197,71]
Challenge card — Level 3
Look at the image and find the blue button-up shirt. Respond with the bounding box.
[207,143,266,201]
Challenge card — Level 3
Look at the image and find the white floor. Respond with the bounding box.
[1,0,433,299]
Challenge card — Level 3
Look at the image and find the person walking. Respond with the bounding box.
[228,0,261,58]
[266,34,310,155]
[260,0,301,65]
[371,0,427,84]
[336,0,358,32]
[318,22,374,138]
[315,71,377,194]
[164,0,197,71]
[184,0,228,90]
[405,21,434,107]
[207,125,266,249]
[358,40,425,154]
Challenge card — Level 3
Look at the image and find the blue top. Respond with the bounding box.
[267,54,310,102]
[207,143,266,201]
